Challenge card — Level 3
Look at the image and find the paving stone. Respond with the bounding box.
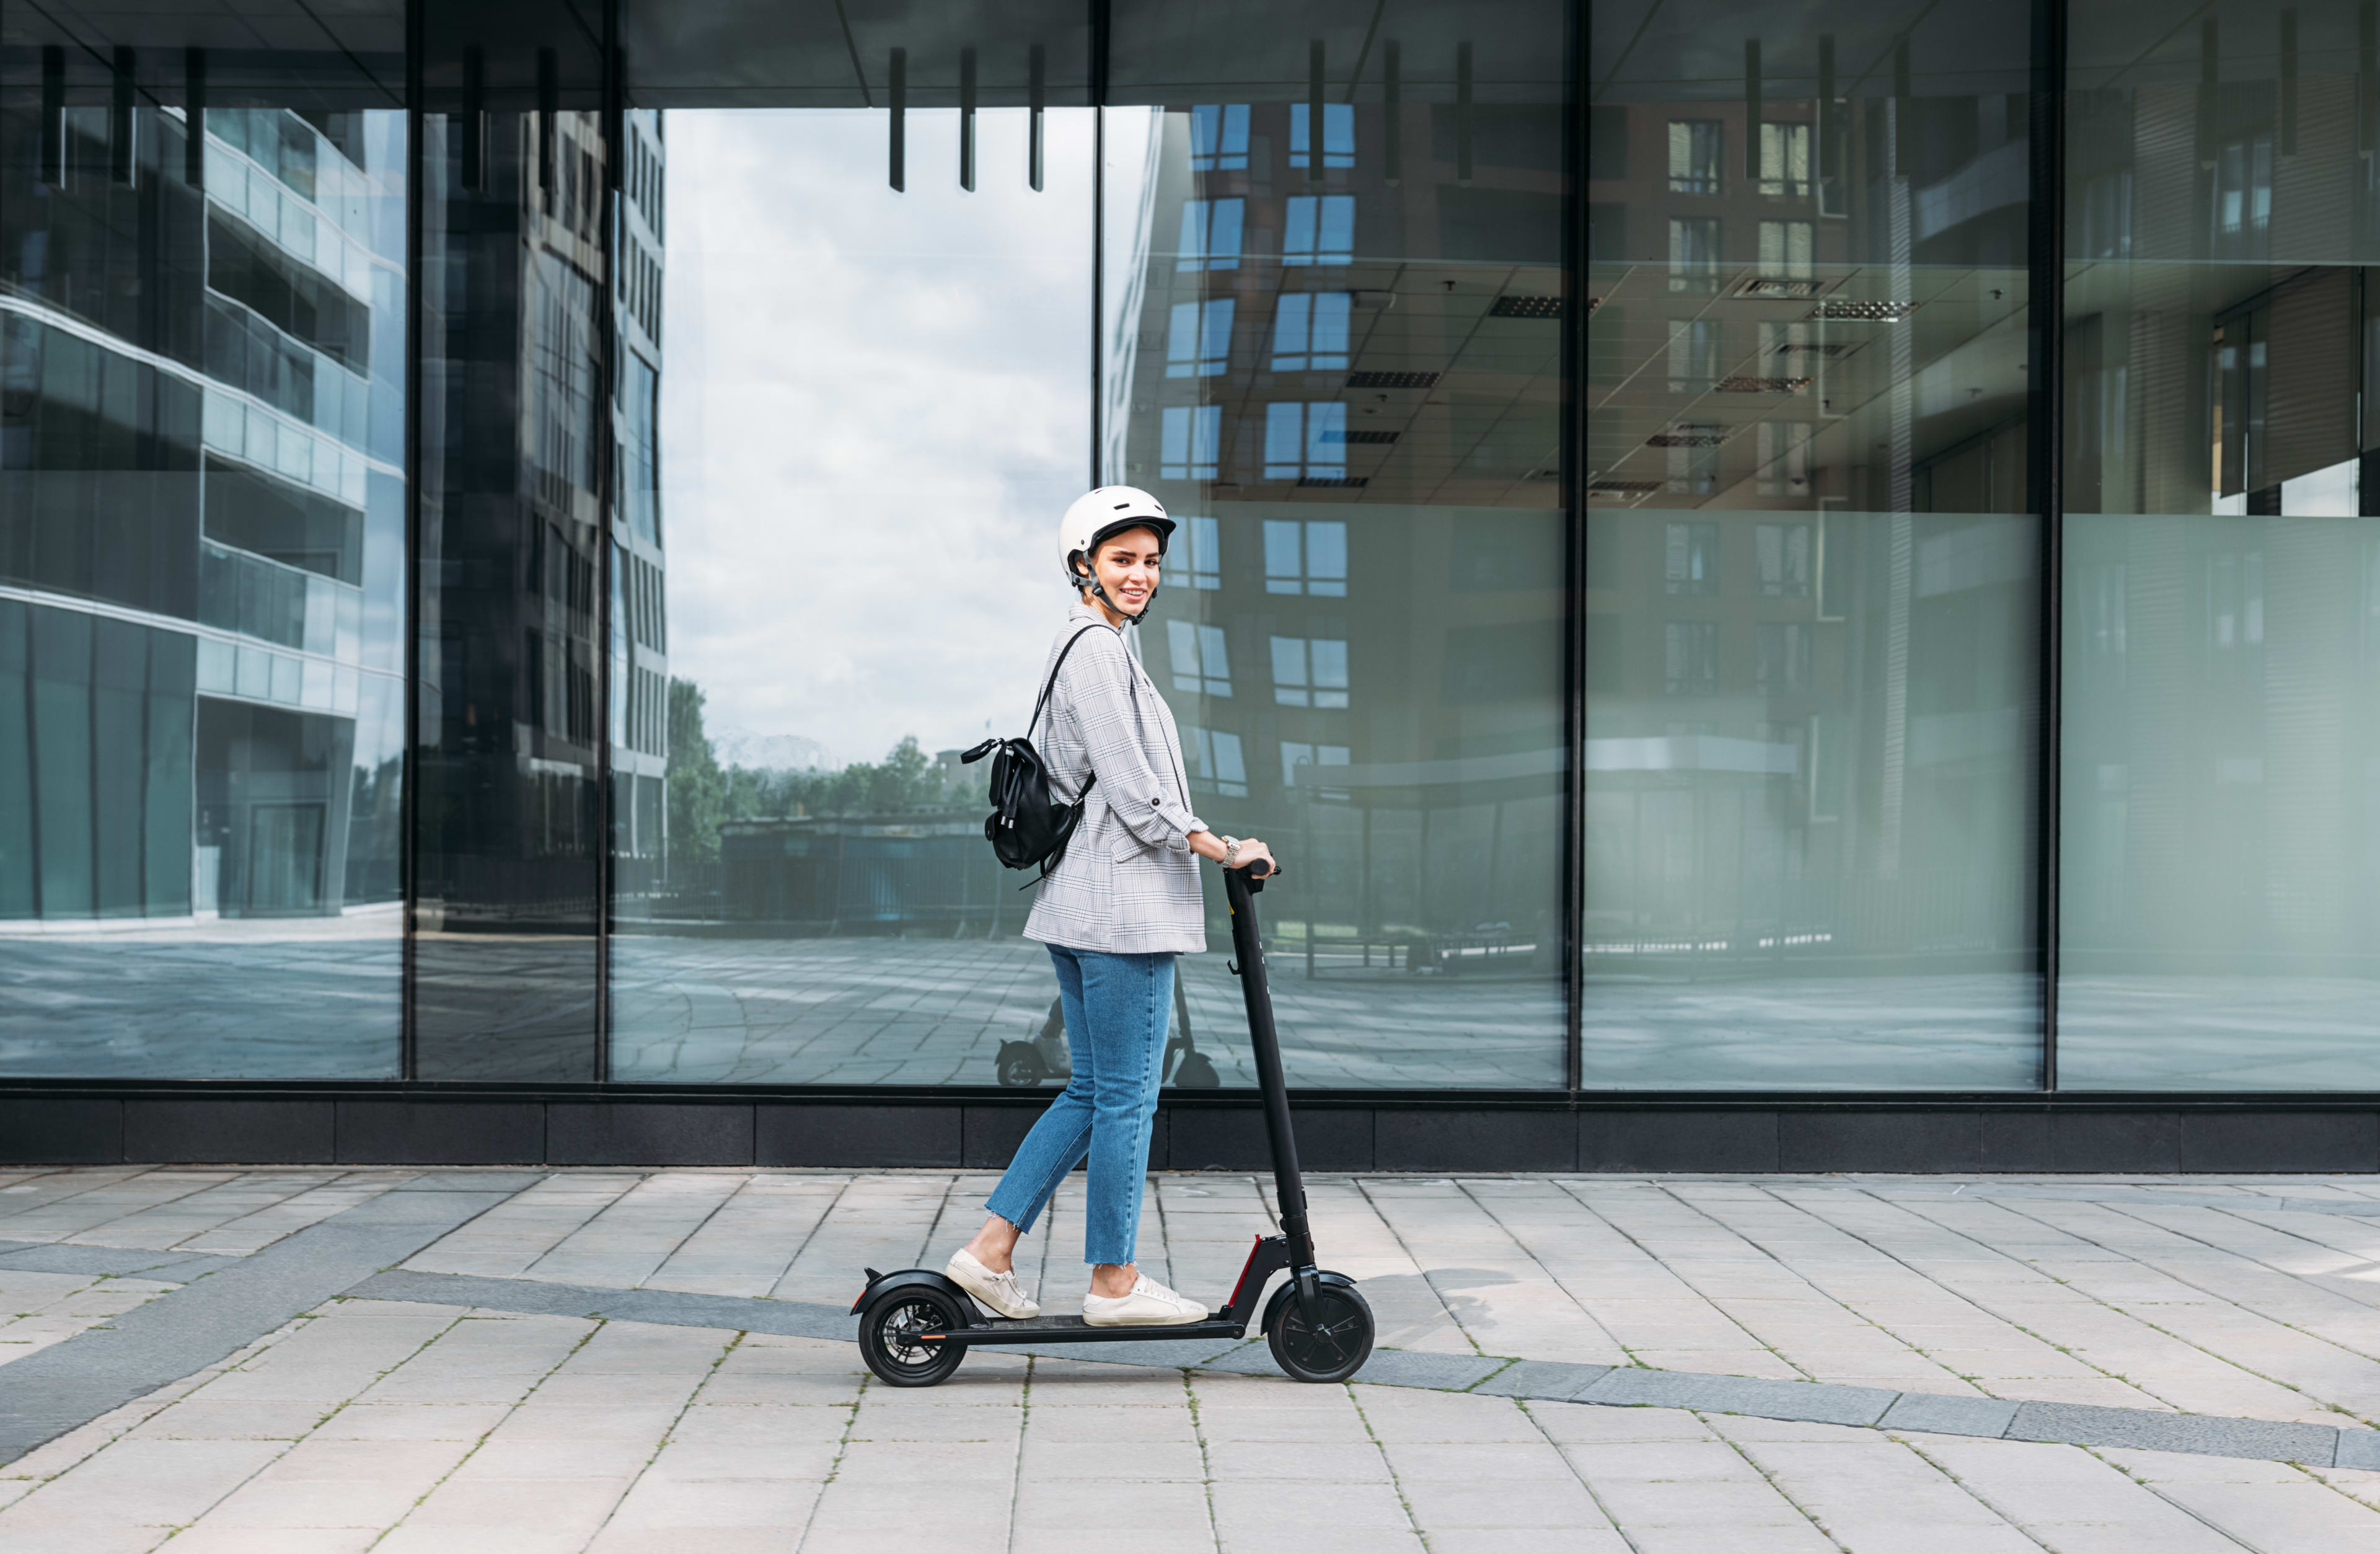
[1579,1367,1898,1428]
[343,1270,852,1341]
[1192,1344,1282,1377]
[0,1243,239,1281]
[0,1190,513,1464]
[168,1529,379,1553]
[2006,1400,2340,1463]
[1353,1349,1505,1391]
[2340,1429,2380,1470]
[1877,1391,2023,1438]
[390,1174,550,1194]
[1469,1358,1609,1401]
[1398,1477,1608,1532]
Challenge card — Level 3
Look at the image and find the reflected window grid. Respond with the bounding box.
[1167,619,1233,697]
[1271,293,1352,371]
[1289,103,1355,169]
[1282,194,1354,266]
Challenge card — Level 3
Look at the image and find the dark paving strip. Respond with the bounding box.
[384,1172,552,1194]
[0,1241,240,1281]
[350,1268,2380,1468]
[1871,1184,2380,1219]
[346,1270,855,1341]
[0,1188,513,1466]
[1470,1357,2379,1467]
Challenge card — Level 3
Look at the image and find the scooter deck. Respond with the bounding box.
[923,1314,1246,1344]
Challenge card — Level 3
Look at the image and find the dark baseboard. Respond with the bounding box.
[2,1088,2378,1172]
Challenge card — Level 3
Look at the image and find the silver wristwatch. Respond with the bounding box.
[1222,837,1240,869]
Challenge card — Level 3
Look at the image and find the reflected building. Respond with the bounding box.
[1,102,407,926]
[0,35,410,1077]
[1111,15,1569,1034]
[1584,4,2043,1088]
[2053,0,2380,1088]
[612,108,669,913]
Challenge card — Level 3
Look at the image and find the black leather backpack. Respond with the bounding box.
[959,625,1103,878]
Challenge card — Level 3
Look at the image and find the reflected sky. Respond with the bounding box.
[659,107,1103,765]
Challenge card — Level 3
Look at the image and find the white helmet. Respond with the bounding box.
[1059,486,1176,620]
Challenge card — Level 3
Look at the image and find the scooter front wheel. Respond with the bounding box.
[858,1286,969,1387]
[994,1041,1045,1088]
[1265,1274,1375,1384]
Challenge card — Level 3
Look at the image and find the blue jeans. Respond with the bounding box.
[985,946,1176,1265]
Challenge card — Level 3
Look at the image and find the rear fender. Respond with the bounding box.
[850,1267,985,1327]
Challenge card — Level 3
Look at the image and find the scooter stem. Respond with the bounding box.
[1224,863,1318,1282]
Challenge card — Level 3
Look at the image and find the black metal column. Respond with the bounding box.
[2028,0,2068,1091]
[401,0,426,1083]
[1563,0,1587,1095]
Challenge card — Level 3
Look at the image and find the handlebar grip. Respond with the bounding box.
[1246,858,1274,880]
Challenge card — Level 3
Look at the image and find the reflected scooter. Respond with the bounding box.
[850,859,1375,1387]
[995,974,1219,1089]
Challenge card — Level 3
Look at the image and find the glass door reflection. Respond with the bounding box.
[606,103,1100,1083]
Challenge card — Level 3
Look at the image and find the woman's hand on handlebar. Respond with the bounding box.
[1227,837,1278,874]
[1188,832,1280,875]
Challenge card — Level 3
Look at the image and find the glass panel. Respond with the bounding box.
[607,3,1101,1084]
[1106,0,1571,1087]
[0,9,405,1076]
[2059,0,2380,1087]
[413,1,607,1078]
[1587,0,2043,1087]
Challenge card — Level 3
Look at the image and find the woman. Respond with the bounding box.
[944,486,1277,1327]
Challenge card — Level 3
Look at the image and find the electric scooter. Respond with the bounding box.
[851,859,1374,1387]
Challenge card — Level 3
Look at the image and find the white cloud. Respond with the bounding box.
[659,107,1099,766]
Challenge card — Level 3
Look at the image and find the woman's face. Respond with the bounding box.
[1086,527,1163,614]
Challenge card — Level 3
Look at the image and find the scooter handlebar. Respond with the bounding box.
[1224,855,1273,903]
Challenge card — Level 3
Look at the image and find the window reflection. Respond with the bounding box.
[2059,0,2380,1088]
[605,69,1103,1083]
[1109,0,1570,1087]
[1589,0,2043,1088]
[0,17,408,1077]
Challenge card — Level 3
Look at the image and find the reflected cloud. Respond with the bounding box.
[661,107,1096,764]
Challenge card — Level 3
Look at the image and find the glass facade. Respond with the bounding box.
[4,0,2378,1100]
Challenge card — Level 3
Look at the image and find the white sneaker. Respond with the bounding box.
[1083,1274,1209,1327]
[945,1248,1039,1320]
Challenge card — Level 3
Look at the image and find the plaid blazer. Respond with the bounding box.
[1023,603,1210,956]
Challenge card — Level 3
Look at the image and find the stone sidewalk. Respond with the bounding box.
[16,1169,2380,1548]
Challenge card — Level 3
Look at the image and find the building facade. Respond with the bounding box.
[2,0,2376,1172]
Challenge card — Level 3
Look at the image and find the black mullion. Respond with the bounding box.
[401,0,425,1083]
[1563,0,1585,1096]
[1090,0,1109,482]
[594,0,623,1085]
[2029,0,2068,1092]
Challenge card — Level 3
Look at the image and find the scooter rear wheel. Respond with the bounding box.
[858,1287,969,1387]
[1266,1277,1375,1384]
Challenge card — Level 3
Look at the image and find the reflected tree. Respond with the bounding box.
[666,677,987,876]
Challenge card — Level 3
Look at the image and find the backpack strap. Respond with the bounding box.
[1026,624,1108,743]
